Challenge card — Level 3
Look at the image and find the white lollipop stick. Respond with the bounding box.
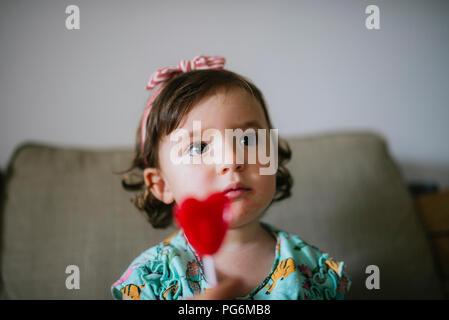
[202,255,217,287]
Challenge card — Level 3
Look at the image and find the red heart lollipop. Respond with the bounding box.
[174,192,231,257]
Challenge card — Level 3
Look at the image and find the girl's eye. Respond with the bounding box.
[240,132,257,146]
[188,142,209,156]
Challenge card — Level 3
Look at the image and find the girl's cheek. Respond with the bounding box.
[254,170,277,201]
[172,164,215,200]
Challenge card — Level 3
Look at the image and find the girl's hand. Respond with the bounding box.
[189,277,243,300]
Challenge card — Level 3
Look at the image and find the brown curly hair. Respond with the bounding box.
[122,69,293,228]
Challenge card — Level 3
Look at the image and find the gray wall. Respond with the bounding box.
[1,0,449,188]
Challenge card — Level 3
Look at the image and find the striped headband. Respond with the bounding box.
[140,55,226,164]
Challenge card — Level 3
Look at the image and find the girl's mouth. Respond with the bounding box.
[223,183,251,199]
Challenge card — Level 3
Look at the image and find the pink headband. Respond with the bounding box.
[140,55,226,164]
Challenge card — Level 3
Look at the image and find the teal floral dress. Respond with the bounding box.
[111,223,351,300]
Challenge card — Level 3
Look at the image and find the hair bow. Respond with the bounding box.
[146,55,226,90]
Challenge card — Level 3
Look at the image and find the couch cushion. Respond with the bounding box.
[0,132,444,299]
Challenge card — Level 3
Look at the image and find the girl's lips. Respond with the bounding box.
[222,182,251,199]
[224,188,250,199]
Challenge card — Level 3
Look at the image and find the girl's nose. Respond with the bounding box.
[216,141,246,175]
[217,162,244,175]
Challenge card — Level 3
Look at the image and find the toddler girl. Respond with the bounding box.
[111,55,351,300]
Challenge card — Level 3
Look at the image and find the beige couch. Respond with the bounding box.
[0,131,445,299]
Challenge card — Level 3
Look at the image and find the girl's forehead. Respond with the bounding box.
[178,87,268,130]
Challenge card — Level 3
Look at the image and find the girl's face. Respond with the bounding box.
[147,87,276,229]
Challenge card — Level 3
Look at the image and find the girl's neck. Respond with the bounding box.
[218,220,274,253]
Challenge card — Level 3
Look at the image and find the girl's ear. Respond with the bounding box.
[143,168,175,205]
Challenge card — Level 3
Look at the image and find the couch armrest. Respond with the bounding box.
[415,190,449,298]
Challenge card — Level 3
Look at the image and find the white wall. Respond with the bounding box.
[1,0,449,188]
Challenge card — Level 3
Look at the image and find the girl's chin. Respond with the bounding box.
[226,207,260,229]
